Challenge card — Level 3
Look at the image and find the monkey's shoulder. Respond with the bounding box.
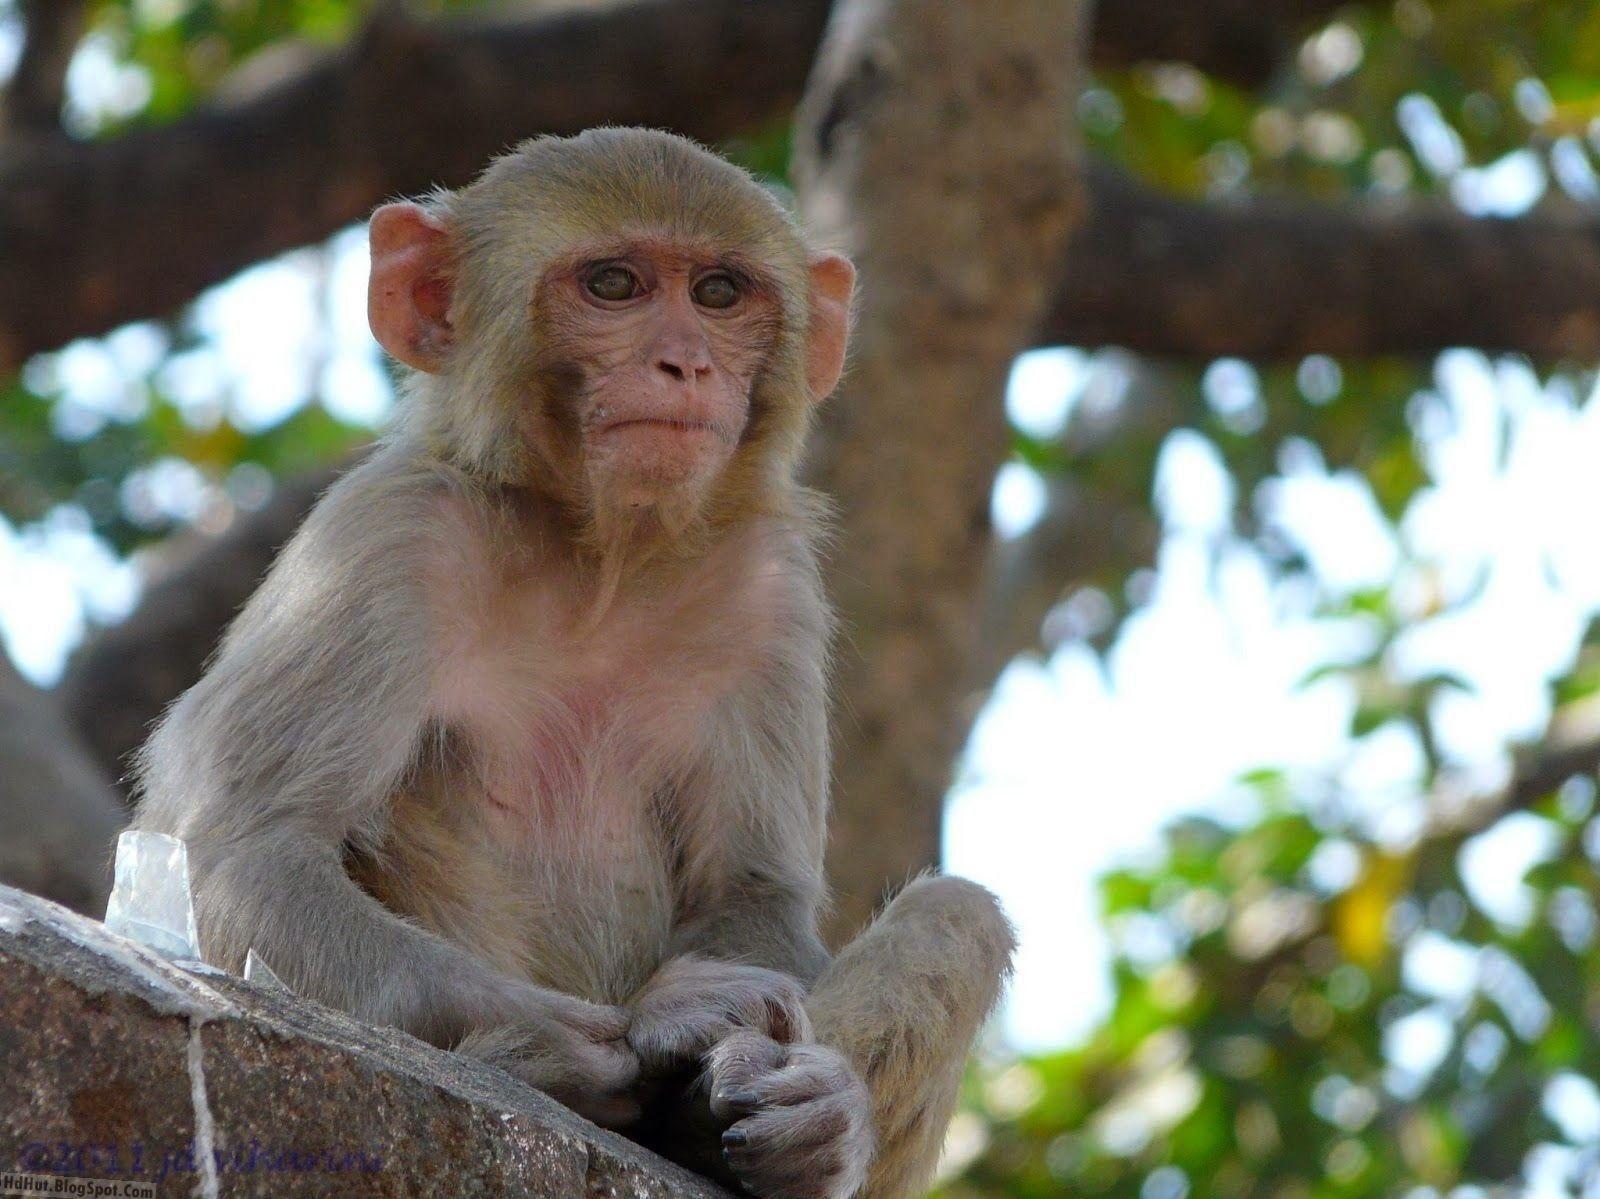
[267,449,488,582]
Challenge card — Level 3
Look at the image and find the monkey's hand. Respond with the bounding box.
[627,954,812,1073]
[456,990,641,1128]
[706,1030,875,1199]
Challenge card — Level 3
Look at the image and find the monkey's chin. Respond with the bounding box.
[586,424,733,502]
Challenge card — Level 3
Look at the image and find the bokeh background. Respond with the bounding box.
[4,1,1600,1196]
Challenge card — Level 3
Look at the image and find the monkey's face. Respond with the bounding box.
[537,241,784,512]
[367,131,855,541]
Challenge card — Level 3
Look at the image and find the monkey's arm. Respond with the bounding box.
[133,458,632,1073]
[136,460,468,1022]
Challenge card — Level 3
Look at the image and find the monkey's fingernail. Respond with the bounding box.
[721,1089,759,1107]
[722,1129,749,1149]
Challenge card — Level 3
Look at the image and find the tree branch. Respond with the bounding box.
[1,0,1401,369]
[22,135,1600,369]
[977,477,1156,673]
[975,354,1188,677]
[0,0,832,369]
[1424,729,1600,840]
[1040,165,1600,360]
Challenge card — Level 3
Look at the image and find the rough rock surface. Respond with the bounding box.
[0,885,730,1198]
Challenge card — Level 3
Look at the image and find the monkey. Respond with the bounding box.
[133,128,1015,1199]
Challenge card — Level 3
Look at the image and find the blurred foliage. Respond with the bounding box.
[942,2,1600,1195]
[4,0,1600,1194]
[73,0,486,129]
[0,359,367,554]
[946,754,1600,1197]
[971,357,1600,1199]
[1085,0,1600,203]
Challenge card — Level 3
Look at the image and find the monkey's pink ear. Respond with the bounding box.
[368,202,456,373]
[805,253,855,403]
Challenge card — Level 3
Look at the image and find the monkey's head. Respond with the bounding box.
[368,128,854,550]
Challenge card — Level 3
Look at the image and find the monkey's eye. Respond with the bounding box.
[692,273,740,310]
[585,265,641,303]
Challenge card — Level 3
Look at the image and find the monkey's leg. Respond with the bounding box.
[808,876,1016,1199]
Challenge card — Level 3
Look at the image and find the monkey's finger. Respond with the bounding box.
[721,1106,862,1199]
[631,990,808,1068]
[712,970,811,1045]
[628,1006,728,1067]
[706,1030,786,1118]
[735,1097,854,1152]
[725,1043,859,1109]
[562,1000,633,1042]
[761,991,813,1044]
[582,1037,642,1096]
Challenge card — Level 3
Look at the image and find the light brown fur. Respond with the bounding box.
[134,129,1012,1199]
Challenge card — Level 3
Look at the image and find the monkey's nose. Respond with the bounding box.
[653,336,713,382]
[655,357,712,383]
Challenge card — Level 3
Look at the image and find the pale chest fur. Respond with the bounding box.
[366,495,794,1001]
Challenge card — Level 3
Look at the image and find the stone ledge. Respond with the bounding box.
[0,884,729,1198]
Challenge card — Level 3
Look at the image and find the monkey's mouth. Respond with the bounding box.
[602,417,719,434]
[597,417,730,444]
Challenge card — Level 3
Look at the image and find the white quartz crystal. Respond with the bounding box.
[104,830,201,961]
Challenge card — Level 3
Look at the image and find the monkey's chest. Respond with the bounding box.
[491,794,676,1002]
[468,668,706,821]
[420,577,767,996]
[373,708,678,1001]
[433,677,721,999]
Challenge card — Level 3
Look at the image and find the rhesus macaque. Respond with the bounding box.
[135,129,1013,1199]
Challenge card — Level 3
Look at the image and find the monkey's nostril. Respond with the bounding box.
[657,360,687,381]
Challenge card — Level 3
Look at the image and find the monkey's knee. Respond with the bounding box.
[807,878,1013,1199]
[811,874,1015,1055]
[878,875,1015,980]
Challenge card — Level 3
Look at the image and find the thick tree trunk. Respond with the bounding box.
[793,0,1090,940]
